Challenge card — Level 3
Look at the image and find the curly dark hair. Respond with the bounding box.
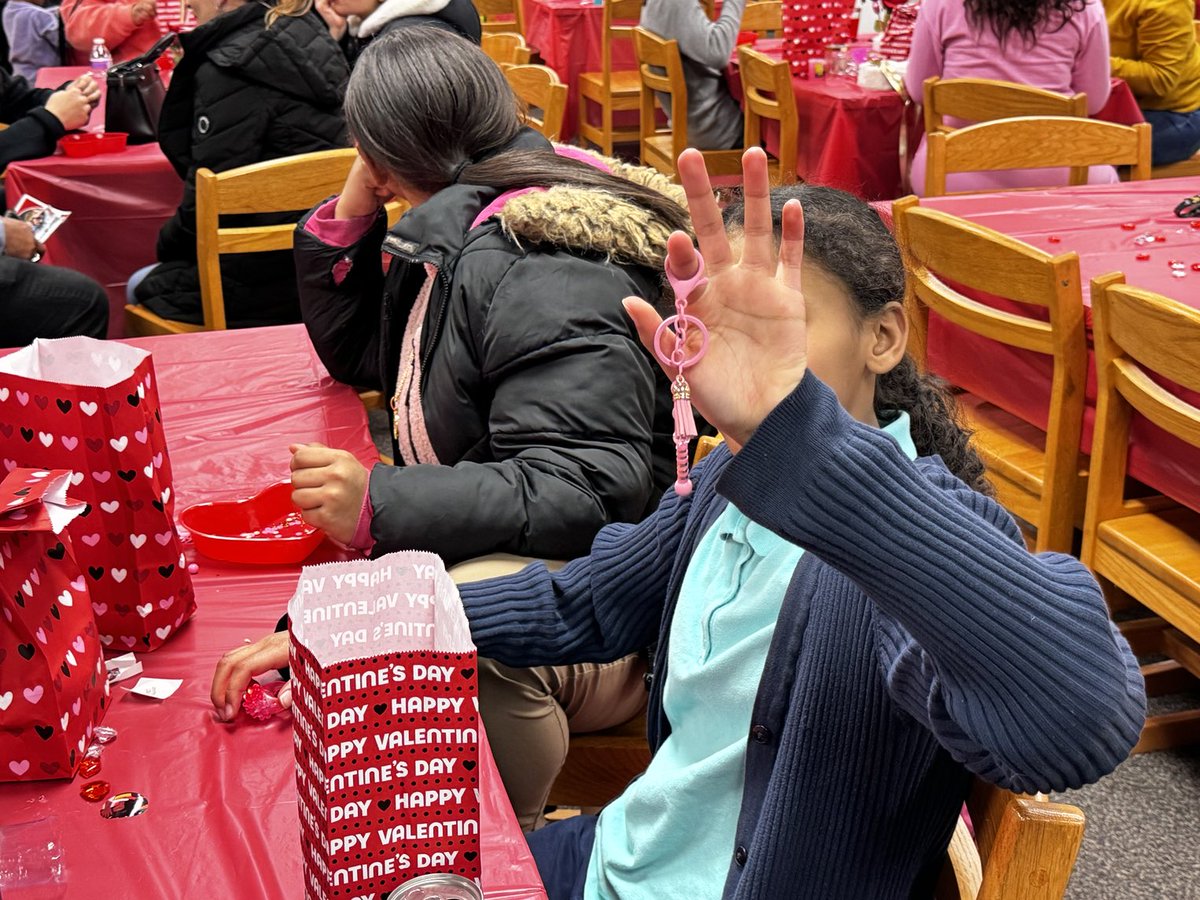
[963,0,1087,45]
[722,185,992,496]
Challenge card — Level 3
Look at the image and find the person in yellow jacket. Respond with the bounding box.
[1106,0,1200,165]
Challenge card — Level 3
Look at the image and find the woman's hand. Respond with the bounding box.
[290,442,369,546]
[315,0,348,41]
[130,0,157,25]
[623,147,808,449]
[69,73,102,108]
[210,631,291,721]
[44,85,93,131]
[335,156,393,220]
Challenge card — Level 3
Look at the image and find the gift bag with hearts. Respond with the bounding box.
[0,337,195,652]
[288,551,481,900]
[0,468,110,783]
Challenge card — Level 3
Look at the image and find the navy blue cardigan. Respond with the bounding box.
[459,373,1146,899]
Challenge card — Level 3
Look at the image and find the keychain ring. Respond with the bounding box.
[653,315,709,370]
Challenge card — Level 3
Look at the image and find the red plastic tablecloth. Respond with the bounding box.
[524,0,638,143]
[5,68,183,339]
[921,178,1200,514]
[0,326,546,900]
[727,40,919,201]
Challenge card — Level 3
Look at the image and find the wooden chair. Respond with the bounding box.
[634,27,743,180]
[738,45,798,184]
[481,31,531,67]
[505,64,569,141]
[894,196,1088,554]
[1082,275,1200,752]
[922,77,1087,136]
[740,0,782,34]
[578,0,644,156]
[936,781,1086,900]
[473,0,524,35]
[924,117,1152,196]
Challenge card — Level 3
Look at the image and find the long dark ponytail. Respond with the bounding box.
[343,26,690,236]
[722,185,991,495]
[963,0,1087,45]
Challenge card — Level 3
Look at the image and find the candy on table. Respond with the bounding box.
[80,781,110,803]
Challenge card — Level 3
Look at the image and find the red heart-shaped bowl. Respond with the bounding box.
[179,482,323,565]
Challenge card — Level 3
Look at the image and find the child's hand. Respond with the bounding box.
[210,631,289,721]
[624,147,808,450]
[289,442,369,545]
[336,156,394,220]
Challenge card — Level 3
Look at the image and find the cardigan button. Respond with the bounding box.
[643,672,654,691]
[750,724,772,744]
[734,845,748,867]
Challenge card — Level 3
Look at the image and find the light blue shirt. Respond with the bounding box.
[584,413,918,900]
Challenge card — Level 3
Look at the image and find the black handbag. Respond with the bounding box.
[105,33,178,145]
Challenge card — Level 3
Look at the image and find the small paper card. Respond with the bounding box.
[11,195,71,243]
[128,677,182,700]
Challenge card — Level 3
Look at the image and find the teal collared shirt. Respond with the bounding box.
[584,412,918,899]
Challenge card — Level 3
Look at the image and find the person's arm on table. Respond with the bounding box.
[295,156,390,391]
[1109,0,1195,102]
[0,75,95,168]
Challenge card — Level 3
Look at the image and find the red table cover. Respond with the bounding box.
[5,68,183,339]
[728,39,919,200]
[921,178,1200,515]
[524,0,638,143]
[0,326,546,900]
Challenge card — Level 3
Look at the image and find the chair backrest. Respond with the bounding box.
[738,45,798,184]
[1194,19,1200,43]
[473,0,524,35]
[937,781,1086,900]
[481,31,531,67]
[893,196,1088,550]
[191,148,405,331]
[1083,275,1200,531]
[601,0,644,81]
[505,64,568,141]
[740,0,782,34]
[634,26,688,159]
[923,77,1088,135]
[925,117,1152,196]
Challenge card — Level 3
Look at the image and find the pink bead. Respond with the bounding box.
[187,563,199,574]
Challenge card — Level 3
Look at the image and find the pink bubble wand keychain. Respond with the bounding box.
[654,253,710,496]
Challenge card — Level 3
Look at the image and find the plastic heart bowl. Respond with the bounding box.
[179,482,323,565]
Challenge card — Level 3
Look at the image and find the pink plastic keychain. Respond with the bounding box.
[654,253,710,496]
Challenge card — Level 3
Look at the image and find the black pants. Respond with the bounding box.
[0,257,108,345]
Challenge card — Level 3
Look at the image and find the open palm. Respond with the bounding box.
[625,147,808,449]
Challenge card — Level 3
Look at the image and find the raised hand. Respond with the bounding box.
[624,147,808,450]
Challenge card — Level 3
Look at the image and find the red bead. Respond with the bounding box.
[1191,221,1200,230]
[1192,264,1200,272]
[80,780,110,802]
[1136,252,1151,260]
[1121,222,1137,230]
[1156,235,1168,242]
[77,757,102,778]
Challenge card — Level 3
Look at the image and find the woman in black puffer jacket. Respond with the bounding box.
[129,0,349,326]
[211,27,694,834]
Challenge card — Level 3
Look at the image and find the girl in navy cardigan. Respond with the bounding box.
[458,148,1146,899]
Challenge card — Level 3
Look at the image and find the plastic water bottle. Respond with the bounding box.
[89,37,112,71]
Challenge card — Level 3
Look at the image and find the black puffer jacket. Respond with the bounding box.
[135,1,348,326]
[339,0,481,64]
[296,131,682,565]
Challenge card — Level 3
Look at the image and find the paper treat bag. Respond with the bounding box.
[288,551,481,900]
[0,337,195,651]
[0,469,110,783]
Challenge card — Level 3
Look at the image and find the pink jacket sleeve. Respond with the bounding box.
[61,0,139,53]
[903,0,945,101]
[1072,3,1112,115]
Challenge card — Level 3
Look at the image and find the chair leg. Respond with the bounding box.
[601,96,613,157]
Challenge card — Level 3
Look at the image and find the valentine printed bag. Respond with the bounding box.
[0,469,109,783]
[0,337,196,652]
[288,551,481,900]
[782,0,858,77]
[878,2,920,60]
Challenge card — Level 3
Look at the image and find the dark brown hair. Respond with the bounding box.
[963,0,1086,45]
[722,184,991,495]
[343,27,690,235]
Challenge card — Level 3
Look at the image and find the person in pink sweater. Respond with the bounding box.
[60,0,162,63]
[904,0,1116,194]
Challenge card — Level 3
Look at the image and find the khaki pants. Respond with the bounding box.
[449,555,649,832]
